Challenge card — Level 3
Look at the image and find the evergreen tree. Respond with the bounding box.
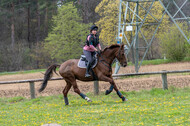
[45,2,90,62]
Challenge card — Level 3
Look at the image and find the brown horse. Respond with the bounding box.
[39,44,128,105]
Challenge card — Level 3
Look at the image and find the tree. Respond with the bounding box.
[26,0,31,48]
[95,0,119,45]
[77,0,102,24]
[0,0,17,48]
[45,2,90,62]
[95,0,170,46]
[0,0,60,71]
[159,23,189,61]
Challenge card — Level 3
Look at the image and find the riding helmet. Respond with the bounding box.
[90,25,98,32]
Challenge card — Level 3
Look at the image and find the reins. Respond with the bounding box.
[99,54,112,72]
[98,46,122,72]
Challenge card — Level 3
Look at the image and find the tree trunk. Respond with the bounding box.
[26,0,31,48]
[77,0,101,24]
[36,0,41,68]
[44,2,48,38]
[36,0,40,44]
[11,2,15,49]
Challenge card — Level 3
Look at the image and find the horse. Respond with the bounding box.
[39,44,128,105]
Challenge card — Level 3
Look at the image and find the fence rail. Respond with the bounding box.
[0,70,190,99]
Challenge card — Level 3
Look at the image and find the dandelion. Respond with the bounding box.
[82,121,88,124]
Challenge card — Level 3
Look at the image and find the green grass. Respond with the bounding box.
[128,58,190,66]
[0,69,46,76]
[113,58,189,67]
[139,59,170,65]
[126,59,169,66]
[0,87,190,126]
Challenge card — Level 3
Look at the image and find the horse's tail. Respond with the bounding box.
[39,64,60,92]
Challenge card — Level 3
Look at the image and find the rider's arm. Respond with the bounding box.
[96,35,101,51]
[98,44,102,51]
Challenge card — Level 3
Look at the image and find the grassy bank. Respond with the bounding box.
[0,87,190,126]
[0,69,46,76]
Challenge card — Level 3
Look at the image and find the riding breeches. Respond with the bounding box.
[83,50,96,64]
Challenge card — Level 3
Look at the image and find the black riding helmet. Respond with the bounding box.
[90,25,98,32]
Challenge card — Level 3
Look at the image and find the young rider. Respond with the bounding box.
[83,25,102,77]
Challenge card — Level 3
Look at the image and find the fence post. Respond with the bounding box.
[161,71,168,90]
[29,81,35,99]
[94,81,99,95]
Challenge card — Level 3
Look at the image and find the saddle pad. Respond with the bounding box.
[77,58,98,69]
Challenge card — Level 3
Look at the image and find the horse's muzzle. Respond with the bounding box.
[122,62,127,67]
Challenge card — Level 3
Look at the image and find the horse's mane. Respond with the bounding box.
[102,44,120,52]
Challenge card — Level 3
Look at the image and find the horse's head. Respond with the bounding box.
[116,44,127,67]
[100,44,127,68]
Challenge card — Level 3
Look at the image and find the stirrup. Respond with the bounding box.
[85,73,91,77]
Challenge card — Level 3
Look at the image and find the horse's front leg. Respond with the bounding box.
[100,75,128,102]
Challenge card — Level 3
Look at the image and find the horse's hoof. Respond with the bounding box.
[123,98,128,102]
[122,97,128,102]
[87,99,92,102]
[105,90,109,95]
[85,97,92,102]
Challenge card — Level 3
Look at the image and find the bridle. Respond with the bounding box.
[99,46,122,72]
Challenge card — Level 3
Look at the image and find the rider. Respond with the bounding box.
[83,25,102,77]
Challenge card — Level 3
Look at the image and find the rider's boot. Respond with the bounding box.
[85,62,91,77]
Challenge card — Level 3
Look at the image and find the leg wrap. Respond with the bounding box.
[79,93,86,99]
[122,97,126,101]
[117,91,126,101]
[105,85,114,95]
[117,91,123,98]
[64,96,69,105]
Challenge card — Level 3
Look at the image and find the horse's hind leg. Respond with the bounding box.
[105,84,114,95]
[72,80,92,102]
[63,80,72,105]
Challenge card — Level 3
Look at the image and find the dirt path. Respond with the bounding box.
[0,62,189,98]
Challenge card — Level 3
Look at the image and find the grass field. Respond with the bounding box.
[0,87,190,126]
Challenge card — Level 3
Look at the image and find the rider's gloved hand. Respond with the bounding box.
[99,50,102,53]
[96,51,100,55]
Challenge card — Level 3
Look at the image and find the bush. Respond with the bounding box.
[159,23,189,61]
[0,42,32,72]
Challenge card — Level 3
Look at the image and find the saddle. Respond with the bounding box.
[77,55,98,69]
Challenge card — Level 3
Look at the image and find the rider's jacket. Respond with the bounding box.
[83,34,100,52]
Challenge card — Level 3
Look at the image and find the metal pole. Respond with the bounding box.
[138,3,170,71]
[159,0,190,44]
[125,2,154,56]
[115,0,122,74]
[117,0,122,42]
[135,1,139,73]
